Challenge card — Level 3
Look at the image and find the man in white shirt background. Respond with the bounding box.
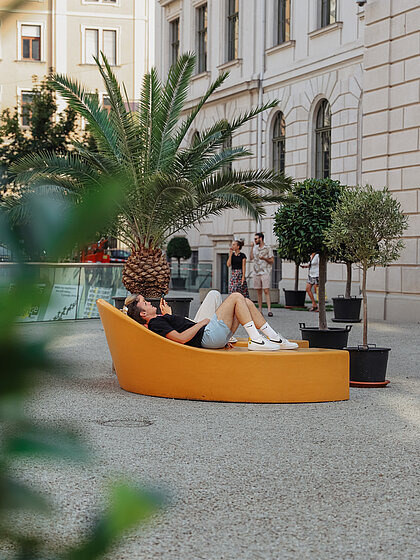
[250,232,274,317]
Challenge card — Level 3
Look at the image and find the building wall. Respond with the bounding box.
[156,0,420,322]
[361,0,420,322]
[0,0,154,112]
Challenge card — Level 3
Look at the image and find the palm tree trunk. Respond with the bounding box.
[362,263,368,348]
[318,253,328,331]
[294,262,299,291]
[122,246,171,297]
[345,261,352,299]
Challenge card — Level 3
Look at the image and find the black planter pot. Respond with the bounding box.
[332,296,362,323]
[113,296,193,317]
[299,322,352,349]
[345,345,391,387]
[283,289,306,307]
[171,277,186,290]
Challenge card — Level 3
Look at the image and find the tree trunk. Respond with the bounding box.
[177,257,181,278]
[294,262,299,291]
[122,246,171,297]
[345,261,352,299]
[362,264,368,348]
[318,253,328,331]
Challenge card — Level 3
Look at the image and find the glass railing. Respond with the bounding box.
[1,262,213,322]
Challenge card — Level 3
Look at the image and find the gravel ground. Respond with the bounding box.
[6,303,420,560]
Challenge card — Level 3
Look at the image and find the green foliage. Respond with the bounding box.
[166,236,192,260]
[0,77,77,193]
[325,185,408,269]
[11,53,294,252]
[0,179,164,558]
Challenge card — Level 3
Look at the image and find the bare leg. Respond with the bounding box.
[306,283,316,308]
[245,298,267,329]
[264,288,271,313]
[257,288,263,312]
[215,292,253,331]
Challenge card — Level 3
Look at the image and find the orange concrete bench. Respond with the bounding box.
[97,299,349,403]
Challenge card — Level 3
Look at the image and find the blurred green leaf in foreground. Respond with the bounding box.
[0,171,165,558]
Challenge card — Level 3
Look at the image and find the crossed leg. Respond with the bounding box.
[215,292,267,333]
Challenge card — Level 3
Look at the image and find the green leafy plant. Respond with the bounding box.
[273,189,312,291]
[166,236,192,279]
[275,178,343,329]
[0,179,164,559]
[0,77,77,194]
[325,185,408,347]
[11,52,293,297]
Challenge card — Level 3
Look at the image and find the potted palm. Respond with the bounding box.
[12,53,293,299]
[273,187,311,308]
[326,185,408,386]
[166,236,191,290]
[284,178,352,349]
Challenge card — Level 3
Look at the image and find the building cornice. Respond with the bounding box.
[182,79,260,111]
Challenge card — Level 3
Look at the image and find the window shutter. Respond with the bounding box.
[85,28,99,63]
[103,30,116,65]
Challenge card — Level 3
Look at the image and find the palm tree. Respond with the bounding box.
[12,53,293,296]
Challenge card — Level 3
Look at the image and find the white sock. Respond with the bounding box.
[260,322,280,341]
[243,321,264,342]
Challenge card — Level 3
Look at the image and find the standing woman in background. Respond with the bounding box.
[227,239,249,298]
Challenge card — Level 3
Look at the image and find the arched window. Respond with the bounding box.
[315,99,331,179]
[222,132,233,171]
[191,131,200,147]
[272,112,286,173]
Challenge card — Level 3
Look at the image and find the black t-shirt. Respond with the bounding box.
[148,314,205,348]
[231,252,246,270]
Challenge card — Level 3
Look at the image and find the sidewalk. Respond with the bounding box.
[11,307,420,560]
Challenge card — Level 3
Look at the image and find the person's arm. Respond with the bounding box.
[241,255,246,284]
[165,318,210,344]
[160,299,172,315]
[227,247,233,268]
[250,245,254,261]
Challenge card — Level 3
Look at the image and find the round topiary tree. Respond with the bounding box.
[280,178,344,330]
[325,185,408,347]
[166,236,192,279]
[274,188,312,292]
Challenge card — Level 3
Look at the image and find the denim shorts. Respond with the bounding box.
[201,314,233,349]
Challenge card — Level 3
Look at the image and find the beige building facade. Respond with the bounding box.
[0,0,154,116]
[156,0,420,322]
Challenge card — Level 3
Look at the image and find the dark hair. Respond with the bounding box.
[234,239,244,250]
[126,298,147,325]
[255,232,264,240]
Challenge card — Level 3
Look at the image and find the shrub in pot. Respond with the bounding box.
[167,236,191,290]
[280,178,351,349]
[331,256,362,323]
[273,192,311,308]
[326,185,408,385]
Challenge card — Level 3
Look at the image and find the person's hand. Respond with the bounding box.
[229,247,234,254]
[225,342,234,350]
[199,318,210,327]
[160,299,172,315]
[241,278,244,285]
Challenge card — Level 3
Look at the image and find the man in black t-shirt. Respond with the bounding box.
[125,292,298,351]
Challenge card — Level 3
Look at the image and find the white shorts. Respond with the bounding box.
[254,273,270,290]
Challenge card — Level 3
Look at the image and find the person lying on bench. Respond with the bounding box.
[125,291,298,351]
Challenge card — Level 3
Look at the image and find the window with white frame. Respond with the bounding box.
[315,99,331,178]
[276,0,291,44]
[227,0,239,61]
[84,27,117,65]
[21,91,34,126]
[196,4,207,73]
[21,24,41,60]
[169,18,180,67]
[319,0,337,28]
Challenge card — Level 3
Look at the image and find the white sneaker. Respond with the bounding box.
[229,336,238,343]
[267,333,299,350]
[248,338,281,351]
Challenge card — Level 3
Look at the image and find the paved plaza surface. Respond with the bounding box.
[10,299,420,559]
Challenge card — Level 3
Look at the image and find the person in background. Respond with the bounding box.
[301,253,319,311]
[250,232,274,317]
[227,239,249,299]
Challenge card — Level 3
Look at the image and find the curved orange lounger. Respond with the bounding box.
[97,299,349,403]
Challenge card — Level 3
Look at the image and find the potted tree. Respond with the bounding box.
[284,178,352,349]
[166,236,191,290]
[331,254,362,323]
[326,185,408,386]
[273,188,311,308]
[12,53,293,308]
